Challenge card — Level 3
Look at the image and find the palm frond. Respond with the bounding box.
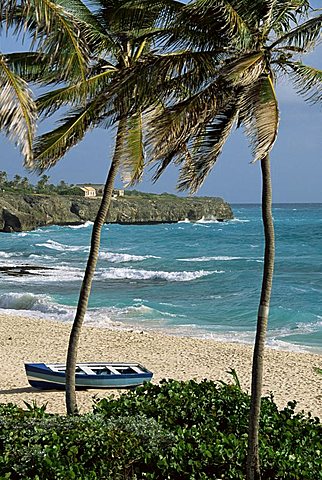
[3,52,62,83]
[287,61,322,104]
[97,0,182,34]
[220,52,265,87]
[261,0,278,34]
[147,83,218,181]
[37,68,117,116]
[110,50,222,118]
[239,74,279,162]
[165,0,252,51]
[269,0,310,36]
[120,112,144,186]
[32,96,117,171]
[177,98,239,192]
[14,0,97,82]
[228,0,279,29]
[270,13,322,51]
[0,52,37,166]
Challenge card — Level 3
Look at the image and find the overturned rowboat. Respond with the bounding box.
[25,362,153,390]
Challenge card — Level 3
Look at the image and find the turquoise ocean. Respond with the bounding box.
[0,204,321,353]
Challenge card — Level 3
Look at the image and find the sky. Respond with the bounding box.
[1,3,322,204]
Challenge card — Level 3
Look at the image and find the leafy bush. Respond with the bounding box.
[94,379,322,479]
[1,380,322,479]
[0,409,173,479]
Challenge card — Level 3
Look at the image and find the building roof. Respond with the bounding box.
[80,186,96,192]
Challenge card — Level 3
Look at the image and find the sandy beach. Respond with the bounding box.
[1,313,322,417]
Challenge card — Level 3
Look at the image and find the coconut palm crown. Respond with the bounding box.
[142,0,322,189]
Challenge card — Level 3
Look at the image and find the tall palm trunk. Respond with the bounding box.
[246,154,275,480]
[65,119,127,415]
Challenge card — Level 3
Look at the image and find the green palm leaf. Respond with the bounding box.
[37,68,117,116]
[287,61,322,104]
[0,52,37,166]
[7,0,97,82]
[270,13,322,51]
[220,52,265,87]
[239,74,279,162]
[269,0,310,35]
[120,113,145,185]
[177,98,239,193]
[3,52,46,80]
[147,83,218,181]
[166,0,252,51]
[109,50,220,118]
[32,97,116,171]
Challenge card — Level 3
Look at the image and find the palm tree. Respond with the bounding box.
[29,0,183,415]
[136,1,322,478]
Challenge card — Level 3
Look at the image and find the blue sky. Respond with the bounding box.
[1,3,322,203]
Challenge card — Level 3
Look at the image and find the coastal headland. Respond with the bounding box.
[1,314,322,417]
[0,192,233,232]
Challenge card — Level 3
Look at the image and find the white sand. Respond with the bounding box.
[1,314,322,417]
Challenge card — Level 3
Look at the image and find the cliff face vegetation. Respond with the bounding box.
[0,193,233,232]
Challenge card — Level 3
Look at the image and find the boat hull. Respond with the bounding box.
[25,362,153,391]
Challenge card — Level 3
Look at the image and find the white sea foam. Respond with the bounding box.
[192,223,210,228]
[68,221,94,229]
[2,265,85,284]
[99,252,160,263]
[99,267,219,282]
[122,304,183,319]
[36,240,89,252]
[229,218,250,223]
[0,251,23,258]
[196,216,219,224]
[178,218,191,223]
[177,256,242,262]
[28,254,54,261]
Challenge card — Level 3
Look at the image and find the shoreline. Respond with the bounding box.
[1,314,322,417]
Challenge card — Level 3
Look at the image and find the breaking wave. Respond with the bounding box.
[0,292,69,315]
[35,240,89,252]
[177,256,243,262]
[68,221,94,229]
[99,267,220,281]
[99,252,160,263]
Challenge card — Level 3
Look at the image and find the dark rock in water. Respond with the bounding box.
[0,192,233,232]
[0,265,54,276]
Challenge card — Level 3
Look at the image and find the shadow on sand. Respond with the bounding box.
[0,386,52,395]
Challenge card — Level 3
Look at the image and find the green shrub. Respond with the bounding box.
[94,379,322,479]
[0,410,173,479]
[1,380,322,479]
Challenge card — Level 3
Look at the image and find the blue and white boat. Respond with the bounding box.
[25,362,153,390]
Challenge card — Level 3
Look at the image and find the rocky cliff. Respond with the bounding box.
[0,193,233,232]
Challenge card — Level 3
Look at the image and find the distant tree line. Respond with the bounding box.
[0,171,82,195]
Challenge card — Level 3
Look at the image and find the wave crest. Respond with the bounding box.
[100,267,220,282]
[99,251,160,263]
[177,256,242,262]
[36,240,89,252]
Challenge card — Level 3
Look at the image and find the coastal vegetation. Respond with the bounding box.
[0,379,322,479]
[0,171,80,195]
